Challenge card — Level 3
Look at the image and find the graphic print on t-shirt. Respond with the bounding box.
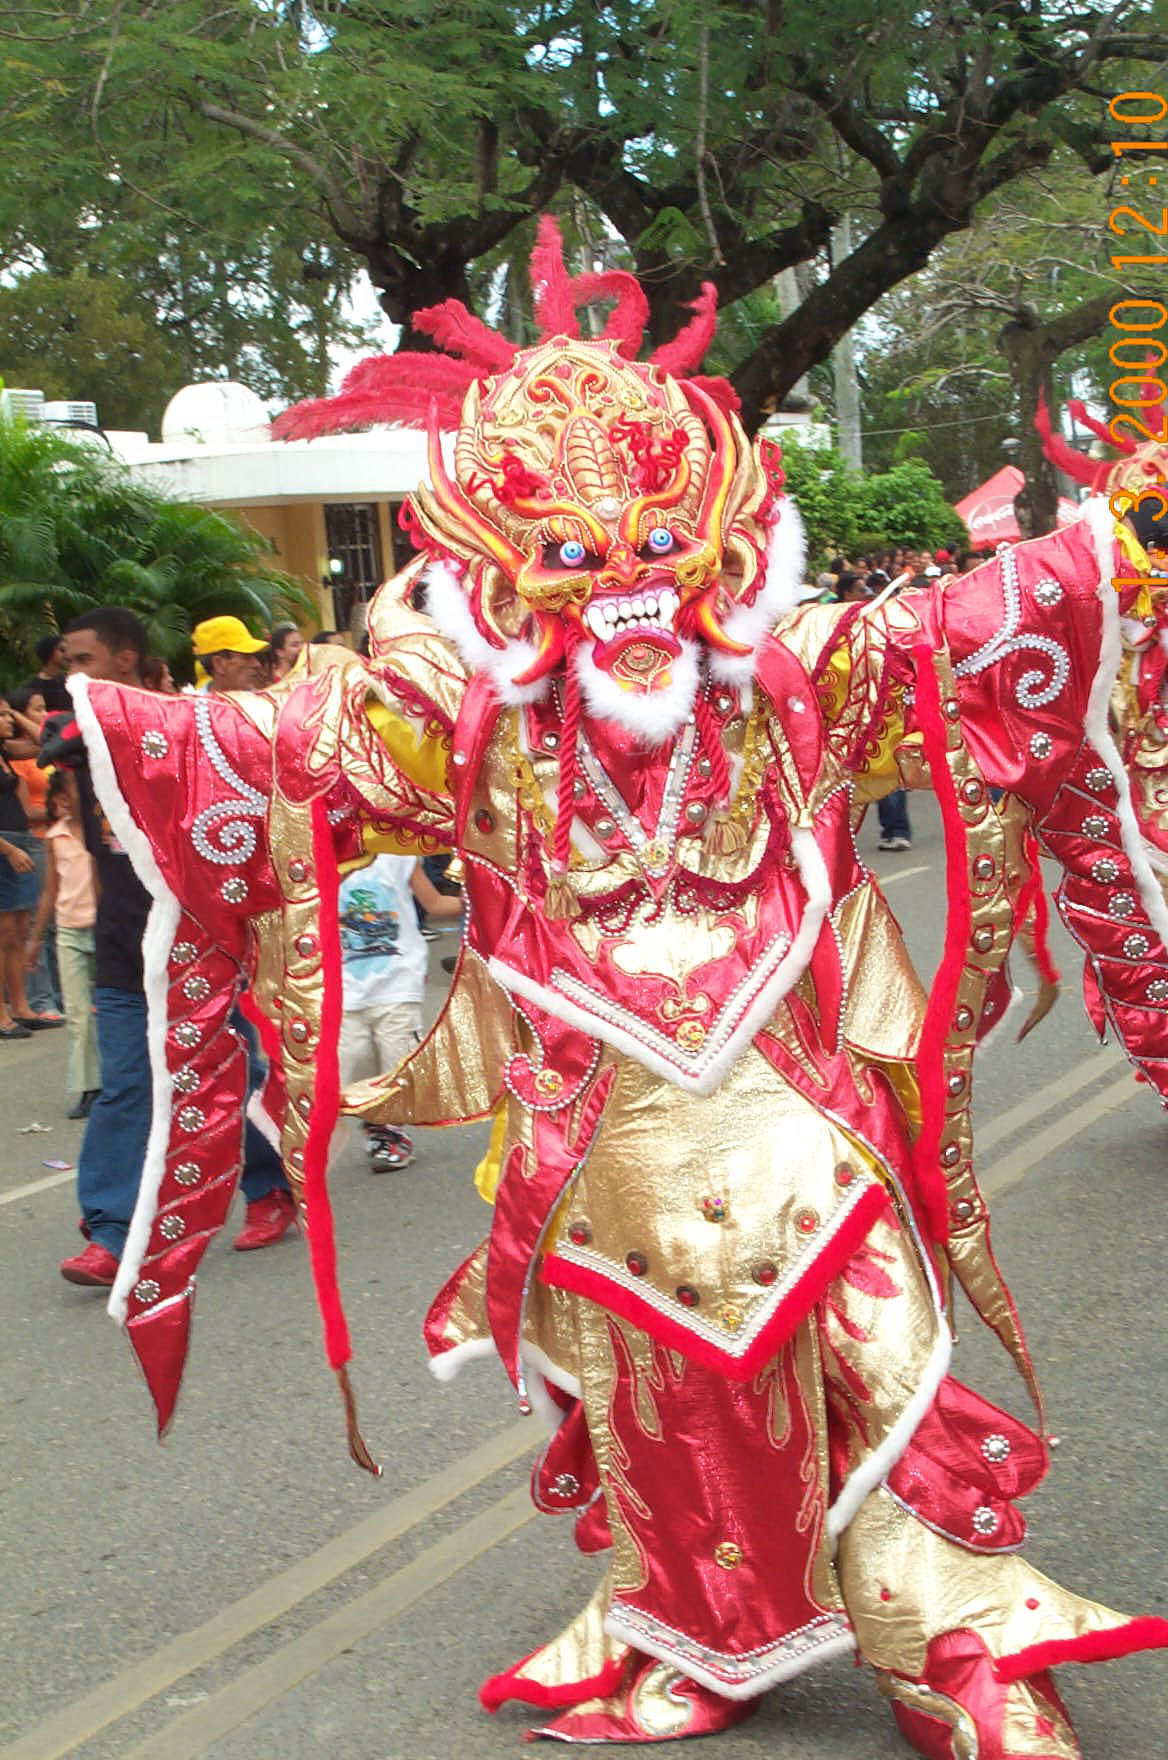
[340,885,402,962]
[338,855,429,1010]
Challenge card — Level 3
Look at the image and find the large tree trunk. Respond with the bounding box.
[997,294,1116,537]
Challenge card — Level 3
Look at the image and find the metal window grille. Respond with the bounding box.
[324,502,384,630]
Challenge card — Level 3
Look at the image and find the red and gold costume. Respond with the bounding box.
[73,226,1167,1756]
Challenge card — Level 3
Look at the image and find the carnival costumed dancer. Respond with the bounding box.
[71,223,1168,1757]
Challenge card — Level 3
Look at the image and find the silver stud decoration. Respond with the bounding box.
[1148,979,1168,1003]
[972,926,994,953]
[553,1472,581,1497]
[159,1214,185,1241]
[221,876,248,904]
[1034,580,1063,608]
[594,817,616,838]
[288,858,310,882]
[1092,858,1119,884]
[173,1022,200,1050]
[946,1072,966,1097]
[685,801,708,824]
[172,941,197,966]
[1029,733,1052,759]
[982,1434,1011,1465]
[714,694,732,714]
[572,777,587,799]
[288,1017,311,1044]
[594,496,620,520]
[1109,893,1136,918]
[961,779,984,805]
[183,976,211,1002]
[787,695,806,714]
[1123,933,1150,958]
[972,855,995,881]
[294,933,317,958]
[1082,815,1109,839]
[1086,766,1113,792]
[697,757,713,779]
[952,1198,975,1223]
[141,730,169,759]
[174,1162,200,1187]
[452,751,467,766]
[972,1506,999,1536]
[943,697,960,721]
[177,1105,205,1132]
[941,1142,961,1167]
[172,1066,199,1095]
[542,731,560,751]
[134,1278,161,1304]
[954,1005,974,1031]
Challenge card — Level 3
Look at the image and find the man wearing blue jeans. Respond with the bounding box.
[56,608,293,1287]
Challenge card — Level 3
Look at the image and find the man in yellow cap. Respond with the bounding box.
[192,616,269,694]
[193,616,298,1251]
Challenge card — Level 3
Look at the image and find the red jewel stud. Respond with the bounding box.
[1026,1597,1040,1610]
[474,808,494,834]
[880,1588,892,1603]
[568,1221,592,1246]
[835,1162,855,1188]
[625,1251,648,1276]
[752,1261,778,1286]
[676,1284,700,1308]
[795,1208,819,1234]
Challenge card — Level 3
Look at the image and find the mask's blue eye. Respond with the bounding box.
[558,539,587,567]
[646,527,674,554]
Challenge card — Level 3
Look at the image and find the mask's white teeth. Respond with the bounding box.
[658,587,678,626]
[630,595,645,617]
[618,597,632,619]
[644,592,658,618]
[585,605,607,639]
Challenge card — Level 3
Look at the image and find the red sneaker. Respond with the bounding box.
[232,1188,298,1251]
[60,1241,119,1286]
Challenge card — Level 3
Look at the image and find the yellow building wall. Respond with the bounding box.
[213,496,410,636]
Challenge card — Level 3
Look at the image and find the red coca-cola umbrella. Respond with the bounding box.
[954,465,1080,547]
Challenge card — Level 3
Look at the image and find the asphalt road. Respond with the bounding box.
[3,800,1166,1760]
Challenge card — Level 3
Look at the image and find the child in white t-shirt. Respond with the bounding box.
[338,853,461,1170]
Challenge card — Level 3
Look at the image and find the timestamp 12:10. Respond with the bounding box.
[1109,91,1168,269]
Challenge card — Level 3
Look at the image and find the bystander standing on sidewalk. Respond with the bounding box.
[25,768,101,1118]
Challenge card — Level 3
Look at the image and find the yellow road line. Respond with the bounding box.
[0,1423,536,1760]
[118,1486,535,1760]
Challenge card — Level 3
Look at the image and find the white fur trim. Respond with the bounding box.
[488,825,832,1095]
[428,1336,581,1432]
[826,1320,952,1544]
[68,675,183,1326]
[429,1336,496,1382]
[422,560,546,705]
[973,982,1025,1058]
[1082,498,1168,955]
[574,637,701,742]
[710,500,808,685]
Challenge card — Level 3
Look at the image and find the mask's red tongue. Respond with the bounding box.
[592,627,682,693]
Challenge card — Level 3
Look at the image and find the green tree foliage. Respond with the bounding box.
[0,415,312,688]
[778,437,863,567]
[0,271,186,433]
[1,1,1163,436]
[780,435,965,567]
[852,461,968,553]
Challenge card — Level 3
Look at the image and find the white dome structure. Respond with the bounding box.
[161,381,271,447]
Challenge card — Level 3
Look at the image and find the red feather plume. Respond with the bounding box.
[650,283,718,375]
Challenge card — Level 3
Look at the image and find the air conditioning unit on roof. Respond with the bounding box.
[1,388,46,420]
[42,400,100,429]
